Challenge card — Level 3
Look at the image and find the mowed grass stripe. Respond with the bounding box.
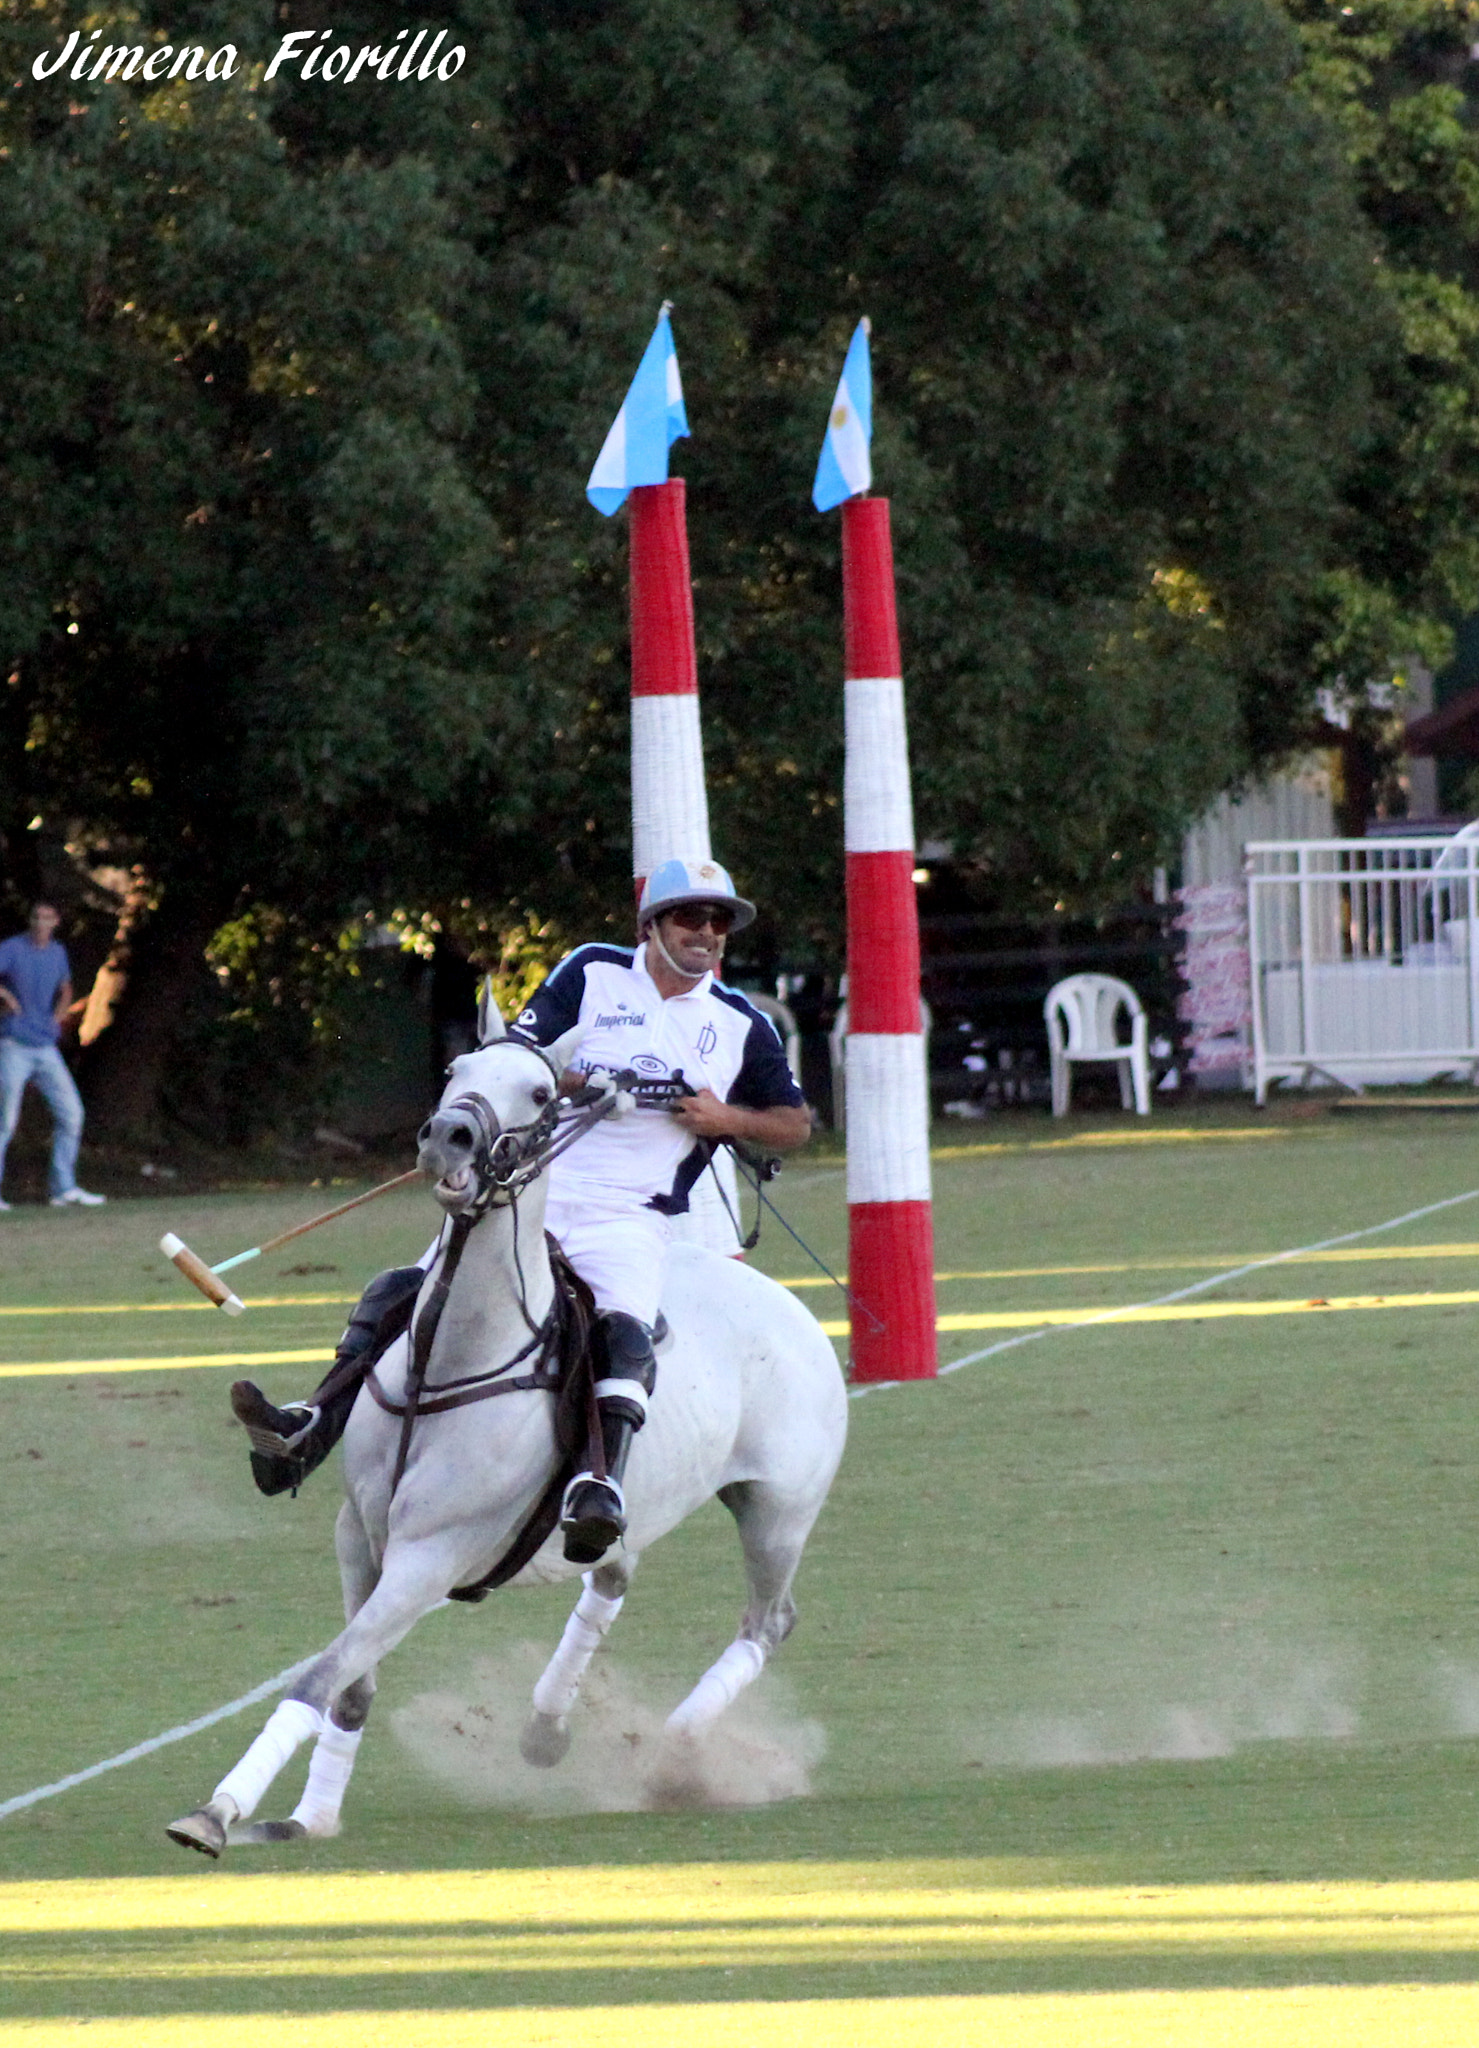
[931,1126,1291,1158]
[6,1287,1479,1374]
[925,1288,1479,1334]
[0,1987,1475,2048]
[7,1862,1479,1936]
[6,1872,1479,2046]
[0,1294,358,1317]
[842,1289,1479,1336]
[784,1240,1479,1288]
[0,1348,335,1379]
[11,1239,1479,1318]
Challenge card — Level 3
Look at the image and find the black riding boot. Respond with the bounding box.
[560,1311,658,1565]
[232,1264,425,1497]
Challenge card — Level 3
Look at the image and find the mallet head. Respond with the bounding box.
[160,1232,246,1315]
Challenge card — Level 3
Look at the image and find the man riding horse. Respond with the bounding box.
[231,859,811,1564]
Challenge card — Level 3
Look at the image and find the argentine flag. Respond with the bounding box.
[587,305,690,516]
[812,319,872,512]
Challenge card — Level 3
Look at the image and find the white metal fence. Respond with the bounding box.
[1247,834,1479,1101]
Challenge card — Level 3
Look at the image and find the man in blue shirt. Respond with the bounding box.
[0,902,105,1210]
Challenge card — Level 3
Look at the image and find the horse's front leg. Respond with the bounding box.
[228,1499,382,1845]
[520,1555,638,1767]
[167,1527,470,1858]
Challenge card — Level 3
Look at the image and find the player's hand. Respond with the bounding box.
[567,1066,637,1116]
[670,1087,734,1138]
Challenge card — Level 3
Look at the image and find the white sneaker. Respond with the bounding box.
[0,1197,11,1213]
[49,1187,106,1207]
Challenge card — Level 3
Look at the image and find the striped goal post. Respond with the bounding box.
[840,496,937,1380]
[628,479,743,1254]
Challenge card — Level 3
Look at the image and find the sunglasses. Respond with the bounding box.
[666,903,736,934]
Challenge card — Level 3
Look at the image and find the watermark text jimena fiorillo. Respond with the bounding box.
[31,26,467,85]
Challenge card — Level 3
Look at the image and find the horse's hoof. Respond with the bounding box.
[227,1818,309,1846]
[520,1710,572,1768]
[165,1807,228,1859]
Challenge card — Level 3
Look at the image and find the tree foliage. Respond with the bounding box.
[0,0,1400,1128]
[1273,4,1479,688]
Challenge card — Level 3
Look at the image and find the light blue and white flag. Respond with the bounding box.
[812,318,872,512]
[586,304,690,516]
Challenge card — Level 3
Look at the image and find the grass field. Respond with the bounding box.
[7,1100,1479,2041]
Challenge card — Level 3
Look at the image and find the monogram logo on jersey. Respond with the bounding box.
[696,1023,718,1059]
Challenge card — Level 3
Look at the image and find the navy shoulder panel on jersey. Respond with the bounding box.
[513,943,631,1045]
[711,981,772,1031]
[713,985,805,1110]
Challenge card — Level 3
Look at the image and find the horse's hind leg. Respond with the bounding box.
[520,1555,638,1767]
[666,1482,813,1734]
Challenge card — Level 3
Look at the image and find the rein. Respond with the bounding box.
[377,1044,619,1497]
[386,1213,472,1497]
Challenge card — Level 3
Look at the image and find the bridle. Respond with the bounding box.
[387,1039,619,1497]
[423,1039,617,1218]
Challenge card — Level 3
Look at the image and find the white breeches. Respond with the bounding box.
[543,1193,671,1327]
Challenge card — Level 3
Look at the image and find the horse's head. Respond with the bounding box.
[416,1016,585,1217]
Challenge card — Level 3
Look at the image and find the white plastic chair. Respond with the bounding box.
[1044,974,1150,1117]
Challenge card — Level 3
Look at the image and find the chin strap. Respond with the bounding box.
[645,922,709,984]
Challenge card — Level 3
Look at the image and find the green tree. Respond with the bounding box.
[447,0,1386,916]
[0,0,499,1124]
[0,0,1391,1132]
[1278,0,1479,815]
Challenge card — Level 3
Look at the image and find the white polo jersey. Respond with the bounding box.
[515,944,802,1213]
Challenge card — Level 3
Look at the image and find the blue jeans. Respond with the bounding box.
[0,1041,84,1198]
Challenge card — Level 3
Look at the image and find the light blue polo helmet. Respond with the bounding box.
[637,857,756,932]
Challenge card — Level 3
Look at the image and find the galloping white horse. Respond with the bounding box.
[167,1023,847,1854]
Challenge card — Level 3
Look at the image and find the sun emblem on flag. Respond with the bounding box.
[832,404,849,429]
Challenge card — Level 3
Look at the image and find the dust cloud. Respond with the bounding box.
[389,1641,826,1812]
[964,1653,1359,1769]
[961,1623,1365,1771]
[1428,1659,1479,1737]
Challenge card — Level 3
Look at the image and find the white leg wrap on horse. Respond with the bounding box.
[290,1719,363,1836]
[666,1638,766,1733]
[532,1579,625,1719]
[212,1698,323,1822]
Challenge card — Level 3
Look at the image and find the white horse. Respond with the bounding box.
[167,1023,848,1854]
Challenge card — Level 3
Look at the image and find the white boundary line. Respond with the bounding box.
[0,1656,317,1821]
[848,1182,1479,1398]
[7,1182,1479,1821]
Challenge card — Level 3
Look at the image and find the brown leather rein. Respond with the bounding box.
[370,1056,615,1506]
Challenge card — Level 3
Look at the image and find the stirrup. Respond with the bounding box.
[230,1381,320,1457]
[559,1471,626,1565]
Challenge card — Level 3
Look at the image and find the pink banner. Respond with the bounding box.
[1176,884,1251,1076]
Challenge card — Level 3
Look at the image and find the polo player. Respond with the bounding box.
[230,859,811,1564]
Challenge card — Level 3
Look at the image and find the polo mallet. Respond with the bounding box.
[160,1167,425,1315]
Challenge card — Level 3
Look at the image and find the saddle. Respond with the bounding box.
[352,1238,663,1604]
